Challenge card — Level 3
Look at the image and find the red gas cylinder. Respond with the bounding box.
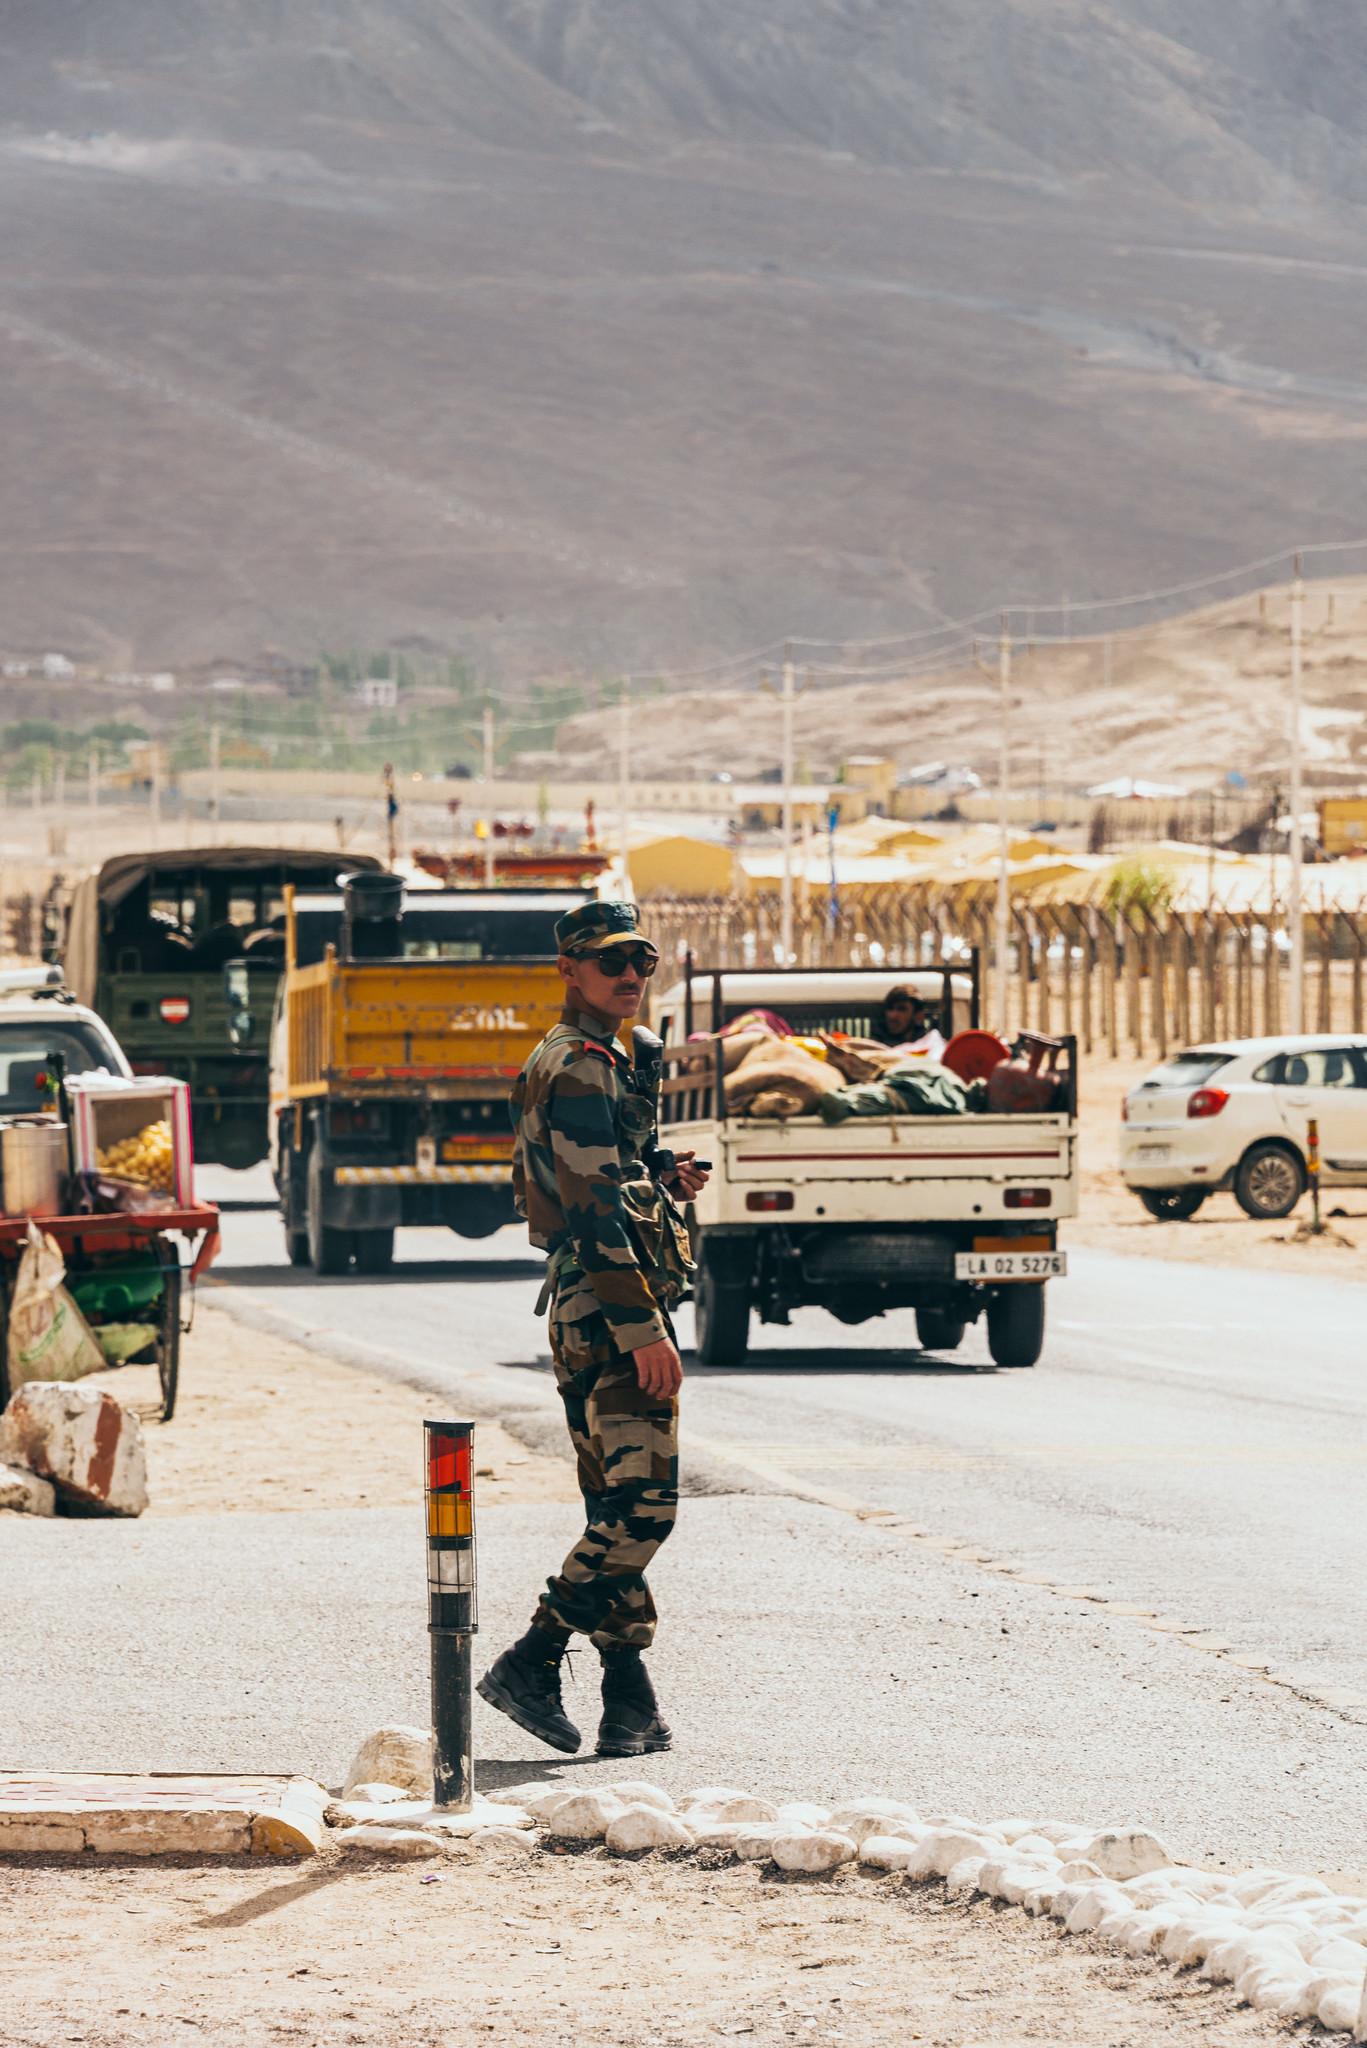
[941,1029,1012,1085]
[986,1032,1068,1113]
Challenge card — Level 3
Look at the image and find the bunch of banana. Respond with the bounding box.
[96,1118,175,1193]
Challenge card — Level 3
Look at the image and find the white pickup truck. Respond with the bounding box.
[653,965,1076,1370]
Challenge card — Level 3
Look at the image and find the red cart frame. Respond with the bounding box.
[0,1203,220,1422]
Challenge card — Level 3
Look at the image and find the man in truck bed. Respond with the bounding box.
[478,902,708,1757]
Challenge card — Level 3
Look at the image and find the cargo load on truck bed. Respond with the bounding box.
[652,964,1077,1371]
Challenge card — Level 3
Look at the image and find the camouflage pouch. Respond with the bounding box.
[620,1175,696,1311]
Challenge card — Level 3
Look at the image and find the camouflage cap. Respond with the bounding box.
[555,899,658,957]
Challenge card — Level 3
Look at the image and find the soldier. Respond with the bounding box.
[477,901,709,1757]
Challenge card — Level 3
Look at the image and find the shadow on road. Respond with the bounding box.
[682,1347,991,1376]
[210,1258,545,1288]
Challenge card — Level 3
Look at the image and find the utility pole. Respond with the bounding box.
[53,759,65,812]
[150,745,162,847]
[780,644,795,966]
[209,724,222,843]
[618,678,631,897]
[482,704,496,888]
[88,746,99,814]
[996,617,1012,1036]
[1288,559,1305,1033]
[383,761,398,869]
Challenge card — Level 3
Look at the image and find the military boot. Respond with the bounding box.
[596,1646,672,1757]
[477,1626,581,1754]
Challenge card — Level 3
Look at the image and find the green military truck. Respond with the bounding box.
[62,848,380,1169]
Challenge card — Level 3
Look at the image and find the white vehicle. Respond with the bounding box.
[653,964,1077,1371]
[1121,1033,1367,1220]
[0,967,132,1110]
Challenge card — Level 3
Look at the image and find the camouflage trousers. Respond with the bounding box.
[534,1304,679,1653]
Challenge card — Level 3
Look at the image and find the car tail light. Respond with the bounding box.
[1187,1087,1229,1119]
[1005,1188,1051,1209]
[159,996,190,1025]
[746,1190,794,1212]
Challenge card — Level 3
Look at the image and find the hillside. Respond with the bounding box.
[6,4,1367,674]
[549,579,1367,792]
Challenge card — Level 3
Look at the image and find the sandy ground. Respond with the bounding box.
[0,1847,1290,2048]
[1067,1052,1367,1285]
[82,1302,580,1518]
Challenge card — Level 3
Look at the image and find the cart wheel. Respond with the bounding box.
[158,1260,183,1423]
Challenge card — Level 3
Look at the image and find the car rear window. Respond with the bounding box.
[1140,1052,1234,1090]
[0,1020,121,1113]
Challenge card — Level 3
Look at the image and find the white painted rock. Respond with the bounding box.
[338,1824,447,1858]
[944,1855,990,1897]
[0,1461,55,1515]
[686,1794,777,1826]
[510,1787,579,1823]
[1058,1859,1103,1883]
[547,1791,624,1841]
[828,1808,922,1848]
[1082,1827,1173,1881]
[734,1824,783,1862]
[859,1834,920,1872]
[603,1781,676,1814]
[828,1797,920,1833]
[771,1829,856,1874]
[1009,1834,1061,1861]
[776,1802,831,1830]
[686,1784,753,1809]
[347,1782,408,1806]
[691,1822,747,1851]
[1064,1882,1129,1934]
[909,1827,998,1881]
[1,1383,146,1515]
[343,1726,432,1798]
[604,1805,693,1854]
[483,1780,561,1809]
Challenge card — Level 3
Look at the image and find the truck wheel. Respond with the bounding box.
[307,1148,353,1276]
[986,1285,1045,1370]
[694,1241,752,1366]
[354,1228,395,1275]
[1138,1188,1207,1221]
[1234,1142,1304,1220]
[916,1306,966,1353]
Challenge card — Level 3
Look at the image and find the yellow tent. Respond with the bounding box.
[630,834,736,898]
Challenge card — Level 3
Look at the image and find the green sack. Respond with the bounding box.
[818,1061,968,1123]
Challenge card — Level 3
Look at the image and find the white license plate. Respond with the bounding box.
[1137,1143,1171,1162]
[955,1251,1067,1282]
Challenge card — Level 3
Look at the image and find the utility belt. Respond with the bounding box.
[533,1180,695,1319]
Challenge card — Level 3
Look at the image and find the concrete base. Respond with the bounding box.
[0,1773,327,1857]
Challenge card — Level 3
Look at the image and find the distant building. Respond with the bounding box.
[41,653,75,680]
[359,676,398,710]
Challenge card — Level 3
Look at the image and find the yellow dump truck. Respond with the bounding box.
[268,874,585,1273]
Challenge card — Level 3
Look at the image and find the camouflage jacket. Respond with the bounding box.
[511,1005,671,1353]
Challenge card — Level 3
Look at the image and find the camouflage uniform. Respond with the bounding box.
[510,906,689,1653]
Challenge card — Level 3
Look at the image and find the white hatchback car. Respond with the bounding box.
[1121,1034,1367,1220]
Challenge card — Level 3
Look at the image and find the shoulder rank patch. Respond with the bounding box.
[582,1042,614,1063]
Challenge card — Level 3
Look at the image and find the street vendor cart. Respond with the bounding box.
[0,1202,219,1421]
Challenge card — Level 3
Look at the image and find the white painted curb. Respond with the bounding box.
[333,1739,1367,2038]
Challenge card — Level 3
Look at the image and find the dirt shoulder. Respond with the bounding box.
[0,1847,1288,2048]
[1067,1054,1367,1285]
[82,1299,579,1517]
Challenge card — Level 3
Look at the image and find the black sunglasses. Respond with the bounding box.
[586,945,658,978]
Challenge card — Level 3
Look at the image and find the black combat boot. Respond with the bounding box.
[477,1625,581,1754]
[596,1647,672,1758]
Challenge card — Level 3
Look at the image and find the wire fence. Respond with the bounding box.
[637,890,1367,1062]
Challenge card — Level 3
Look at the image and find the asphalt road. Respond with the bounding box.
[205,1175,1367,1705]
[5,1170,1364,1876]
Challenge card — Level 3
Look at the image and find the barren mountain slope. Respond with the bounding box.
[550,581,1367,792]
[5,3,1367,672]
